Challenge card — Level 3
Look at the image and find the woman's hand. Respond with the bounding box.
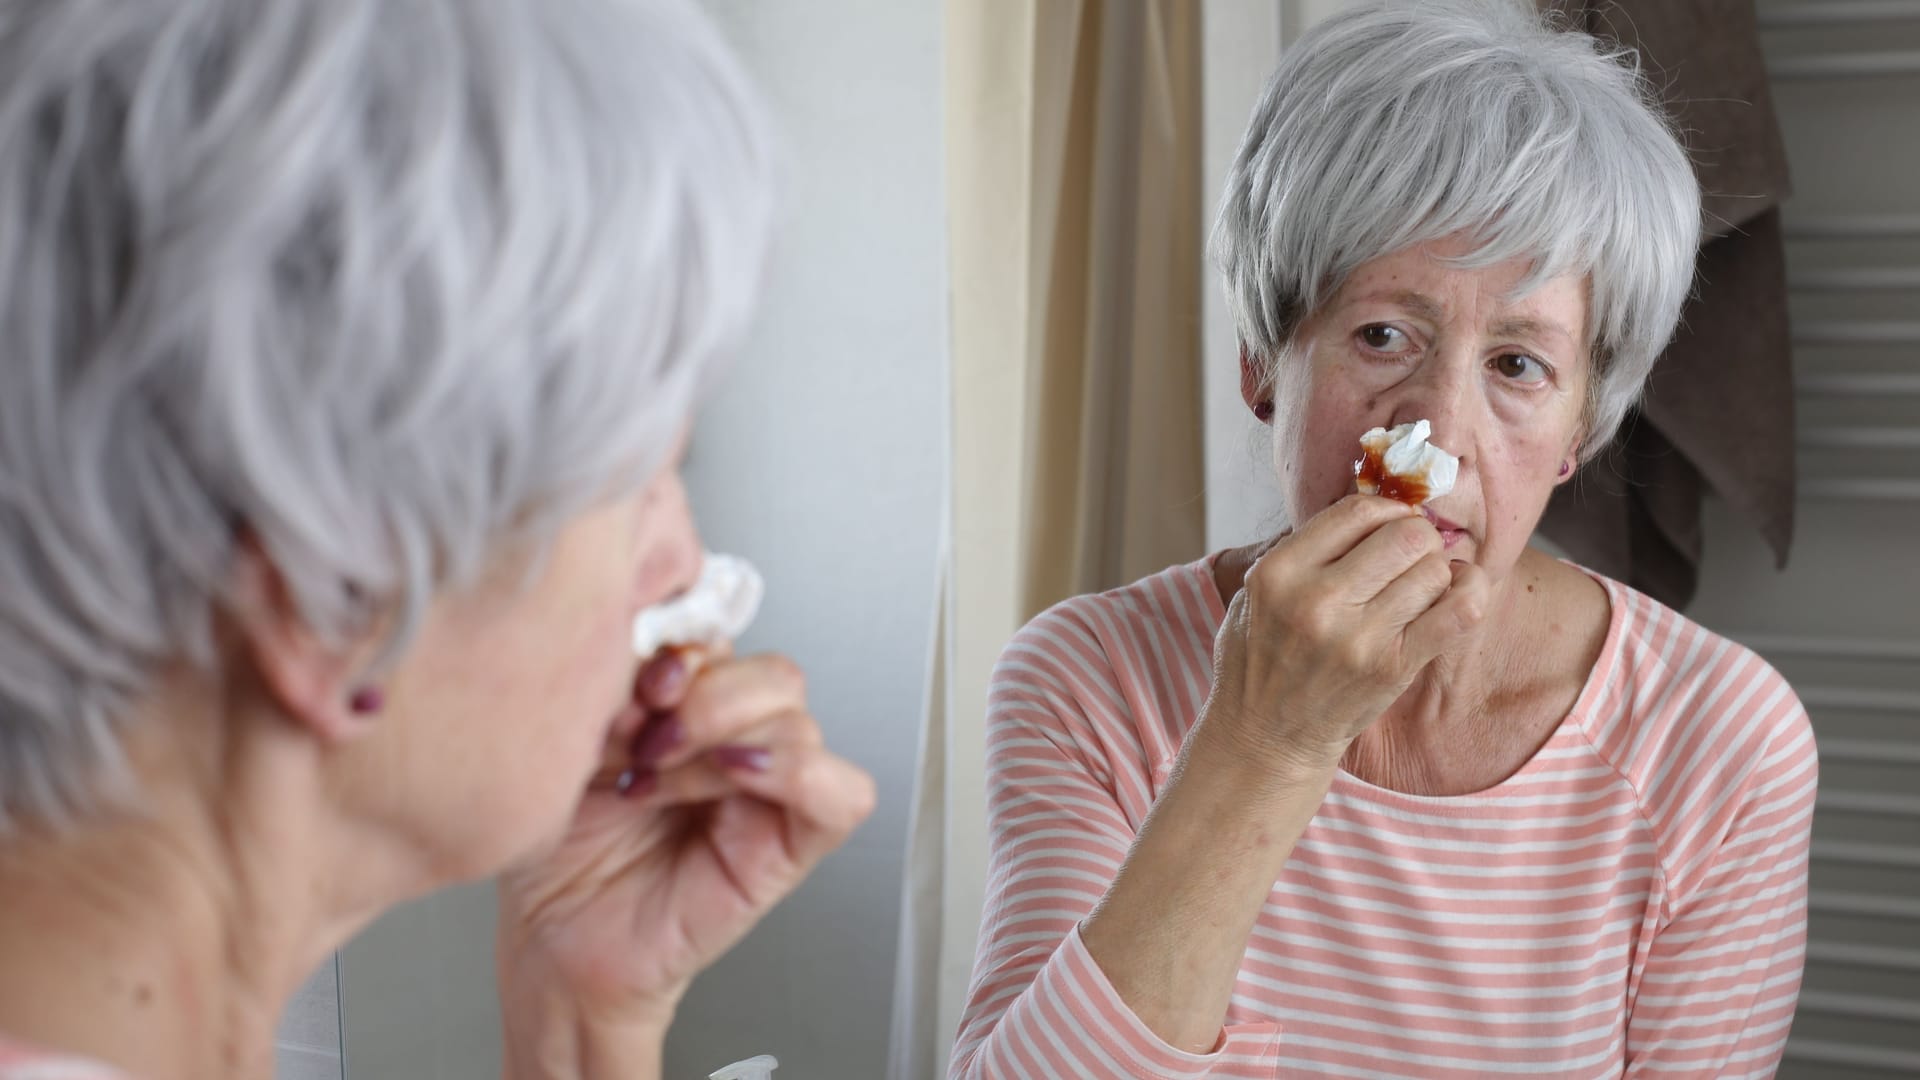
[495,648,875,1078]
[1202,494,1490,776]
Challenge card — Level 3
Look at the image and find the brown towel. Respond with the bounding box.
[1535,0,1795,607]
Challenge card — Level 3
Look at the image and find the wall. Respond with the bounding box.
[337,881,500,1078]
[1200,2,1286,550]
[274,959,342,1080]
[668,1,949,1077]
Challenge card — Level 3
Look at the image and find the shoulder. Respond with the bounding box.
[988,560,1220,768]
[1589,571,1811,753]
[992,559,1218,700]
[1573,569,1817,888]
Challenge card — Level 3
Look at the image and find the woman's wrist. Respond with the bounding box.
[497,939,682,1080]
[499,981,676,1080]
[1185,698,1347,800]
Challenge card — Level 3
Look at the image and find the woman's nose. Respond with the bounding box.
[661,479,705,593]
[1390,348,1475,459]
[636,471,706,609]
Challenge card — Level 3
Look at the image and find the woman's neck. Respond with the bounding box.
[1347,548,1606,795]
[0,688,407,1079]
[0,811,302,1077]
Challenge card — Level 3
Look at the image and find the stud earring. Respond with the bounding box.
[348,687,384,714]
[1253,400,1275,422]
[1558,461,1571,477]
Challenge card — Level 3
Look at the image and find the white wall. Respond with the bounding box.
[668,1,948,1078]
[337,880,500,1079]
[275,958,342,1080]
[1201,3,1286,551]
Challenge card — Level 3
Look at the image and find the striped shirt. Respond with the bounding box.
[951,558,1817,1079]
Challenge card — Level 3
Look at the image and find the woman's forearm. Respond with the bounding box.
[1079,713,1336,1054]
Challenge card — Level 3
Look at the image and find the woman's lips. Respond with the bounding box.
[1421,506,1468,549]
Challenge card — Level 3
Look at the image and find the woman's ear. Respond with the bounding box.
[1238,343,1266,411]
[228,533,383,744]
[1555,436,1586,487]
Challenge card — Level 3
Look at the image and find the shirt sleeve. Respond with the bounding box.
[947,608,1281,1080]
[1624,700,1818,1079]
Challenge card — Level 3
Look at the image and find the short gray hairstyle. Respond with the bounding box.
[0,0,772,829]
[1211,0,1700,457]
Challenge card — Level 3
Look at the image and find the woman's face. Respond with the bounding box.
[1258,236,1589,582]
[344,440,703,882]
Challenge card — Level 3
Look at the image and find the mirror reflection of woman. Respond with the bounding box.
[0,2,872,1077]
[953,2,1816,1077]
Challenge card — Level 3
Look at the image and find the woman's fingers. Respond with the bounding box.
[634,647,695,712]
[1367,549,1456,628]
[633,641,734,713]
[1277,494,1423,571]
[1330,515,1443,601]
[605,648,871,874]
[1401,560,1491,666]
[613,737,876,882]
[630,707,819,806]
[628,754,735,804]
[1241,496,1424,612]
[648,653,809,770]
[710,741,877,866]
[691,746,876,914]
[593,651,804,792]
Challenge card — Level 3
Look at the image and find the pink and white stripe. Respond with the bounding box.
[951,559,1816,1079]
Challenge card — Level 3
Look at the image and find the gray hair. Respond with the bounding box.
[0,0,773,830]
[1211,0,1700,457]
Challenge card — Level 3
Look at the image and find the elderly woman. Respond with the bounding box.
[953,2,1816,1078]
[0,1,873,1078]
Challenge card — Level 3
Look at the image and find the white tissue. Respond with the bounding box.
[1356,420,1458,501]
[631,552,764,658]
[709,1055,779,1080]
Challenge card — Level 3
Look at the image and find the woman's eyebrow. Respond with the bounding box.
[1488,315,1576,349]
[1350,289,1445,321]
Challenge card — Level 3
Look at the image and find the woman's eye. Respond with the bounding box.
[1358,325,1407,351]
[1492,352,1549,384]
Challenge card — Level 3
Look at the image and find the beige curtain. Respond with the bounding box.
[888,2,1205,1075]
[1012,0,1206,614]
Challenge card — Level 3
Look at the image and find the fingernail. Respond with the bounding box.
[630,715,684,767]
[615,766,658,798]
[640,652,689,703]
[712,745,772,773]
